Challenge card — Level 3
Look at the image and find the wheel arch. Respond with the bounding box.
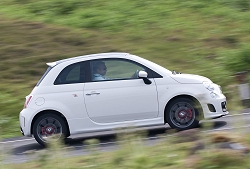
[164,94,204,124]
[31,109,70,137]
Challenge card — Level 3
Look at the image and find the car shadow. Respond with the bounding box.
[12,120,227,156]
[12,126,169,155]
[199,120,227,130]
[64,126,171,147]
[12,143,44,155]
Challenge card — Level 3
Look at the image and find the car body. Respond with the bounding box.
[19,52,228,145]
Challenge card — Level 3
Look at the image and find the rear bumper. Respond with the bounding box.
[19,108,34,137]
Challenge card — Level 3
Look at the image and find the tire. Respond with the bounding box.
[33,113,68,146]
[166,98,200,130]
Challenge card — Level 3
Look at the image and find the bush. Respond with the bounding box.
[223,45,250,73]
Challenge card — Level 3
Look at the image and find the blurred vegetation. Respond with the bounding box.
[224,44,250,72]
[0,0,250,137]
[3,129,250,168]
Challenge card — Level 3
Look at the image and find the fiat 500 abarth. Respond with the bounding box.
[19,52,228,145]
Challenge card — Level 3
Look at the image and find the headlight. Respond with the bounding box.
[203,81,222,98]
[203,81,215,91]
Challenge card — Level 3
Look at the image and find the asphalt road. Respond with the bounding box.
[1,112,250,164]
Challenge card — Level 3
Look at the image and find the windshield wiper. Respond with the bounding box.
[172,70,181,75]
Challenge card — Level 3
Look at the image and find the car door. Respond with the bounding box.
[83,58,159,123]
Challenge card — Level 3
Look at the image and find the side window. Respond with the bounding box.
[90,59,146,82]
[54,62,84,85]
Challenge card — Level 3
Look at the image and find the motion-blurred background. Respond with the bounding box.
[1,0,250,138]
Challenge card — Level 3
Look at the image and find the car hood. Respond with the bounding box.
[170,73,212,84]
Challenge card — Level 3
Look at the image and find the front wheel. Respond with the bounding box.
[166,98,200,130]
[33,113,68,146]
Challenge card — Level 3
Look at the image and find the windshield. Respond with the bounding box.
[129,54,172,75]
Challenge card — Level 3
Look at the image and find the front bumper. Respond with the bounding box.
[201,94,229,119]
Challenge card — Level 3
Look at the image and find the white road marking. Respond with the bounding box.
[225,112,250,117]
[1,112,250,144]
[0,138,34,144]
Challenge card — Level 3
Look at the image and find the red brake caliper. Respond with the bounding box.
[187,108,193,119]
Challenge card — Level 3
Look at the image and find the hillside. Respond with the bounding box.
[0,0,249,137]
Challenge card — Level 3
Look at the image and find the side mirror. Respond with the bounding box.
[138,71,148,78]
[138,71,152,85]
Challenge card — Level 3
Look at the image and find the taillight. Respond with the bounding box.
[24,95,32,108]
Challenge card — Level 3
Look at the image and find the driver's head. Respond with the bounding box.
[93,61,107,76]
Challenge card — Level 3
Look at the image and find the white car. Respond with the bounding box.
[19,52,228,146]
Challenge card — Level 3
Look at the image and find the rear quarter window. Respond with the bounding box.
[36,67,53,86]
[54,62,85,85]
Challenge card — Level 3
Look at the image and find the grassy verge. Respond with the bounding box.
[2,129,250,169]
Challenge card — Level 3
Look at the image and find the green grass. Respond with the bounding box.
[0,0,250,137]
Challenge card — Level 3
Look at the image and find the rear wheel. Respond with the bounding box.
[166,98,200,130]
[33,113,68,146]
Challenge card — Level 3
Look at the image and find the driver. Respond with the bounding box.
[92,61,109,81]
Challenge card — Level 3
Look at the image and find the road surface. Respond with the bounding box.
[1,112,250,164]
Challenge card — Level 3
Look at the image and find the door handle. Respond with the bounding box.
[86,92,100,96]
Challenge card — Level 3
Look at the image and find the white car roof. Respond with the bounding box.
[46,52,129,67]
[45,52,172,76]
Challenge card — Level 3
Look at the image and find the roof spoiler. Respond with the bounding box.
[46,62,57,67]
